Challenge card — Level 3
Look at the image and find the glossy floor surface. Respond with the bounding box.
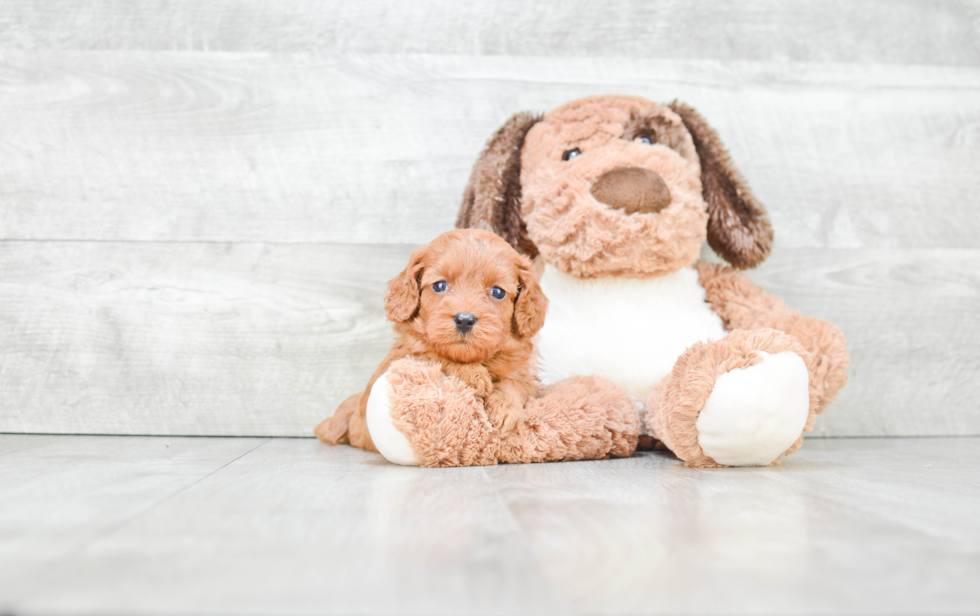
[1,435,977,615]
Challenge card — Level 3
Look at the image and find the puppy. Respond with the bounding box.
[315,228,547,452]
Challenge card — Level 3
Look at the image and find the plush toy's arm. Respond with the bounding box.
[697,261,849,417]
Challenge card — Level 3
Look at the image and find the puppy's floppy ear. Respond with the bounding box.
[456,112,542,258]
[669,101,773,269]
[384,247,426,322]
[513,255,548,338]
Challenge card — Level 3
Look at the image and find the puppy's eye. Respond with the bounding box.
[562,148,581,161]
[490,286,506,300]
[432,281,448,293]
[635,135,653,145]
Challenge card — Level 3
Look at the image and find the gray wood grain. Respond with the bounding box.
[748,248,980,437]
[1,53,977,249]
[0,241,412,436]
[3,435,978,615]
[1,0,978,67]
[1,241,976,437]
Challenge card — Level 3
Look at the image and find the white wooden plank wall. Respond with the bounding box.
[0,1,978,437]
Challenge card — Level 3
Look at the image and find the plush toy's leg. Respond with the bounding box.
[647,328,817,468]
[497,376,639,464]
[366,357,499,468]
[368,359,638,467]
[697,262,849,417]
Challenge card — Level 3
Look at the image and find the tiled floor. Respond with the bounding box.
[1,435,978,615]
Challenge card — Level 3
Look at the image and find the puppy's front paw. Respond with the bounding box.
[494,406,523,435]
[485,392,523,435]
[443,363,494,398]
[368,358,499,467]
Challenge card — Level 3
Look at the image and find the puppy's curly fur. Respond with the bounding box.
[315,229,547,451]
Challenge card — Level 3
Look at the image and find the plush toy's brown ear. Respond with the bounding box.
[512,255,548,338]
[456,112,542,258]
[668,101,773,269]
[384,247,426,322]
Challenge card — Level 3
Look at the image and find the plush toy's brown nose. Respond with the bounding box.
[590,167,672,214]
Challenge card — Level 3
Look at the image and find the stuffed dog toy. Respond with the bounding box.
[315,228,638,467]
[456,95,849,467]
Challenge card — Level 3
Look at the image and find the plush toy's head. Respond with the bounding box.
[385,229,547,363]
[457,95,773,278]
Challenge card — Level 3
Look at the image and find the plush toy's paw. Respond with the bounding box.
[697,350,809,466]
[647,328,817,468]
[365,369,419,466]
[366,358,499,468]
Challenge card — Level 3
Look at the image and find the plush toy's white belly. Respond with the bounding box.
[536,264,727,404]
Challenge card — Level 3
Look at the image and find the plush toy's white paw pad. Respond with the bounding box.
[366,370,419,466]
[697,351,809,466]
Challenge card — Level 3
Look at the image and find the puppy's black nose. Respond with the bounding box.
[453,312,477,333]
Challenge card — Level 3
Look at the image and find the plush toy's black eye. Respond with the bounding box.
[562,148,581,161]
[635,135,653,145]
[490,286,506,300]
[432,281,448,293]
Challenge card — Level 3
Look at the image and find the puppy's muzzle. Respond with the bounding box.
[590,167,671,214]
[453,312,477,334]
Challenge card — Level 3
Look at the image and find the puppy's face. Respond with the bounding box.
[519,96,708,278]
[385,229,547,364]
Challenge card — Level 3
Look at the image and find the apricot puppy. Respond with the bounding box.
[316,228,546,451]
